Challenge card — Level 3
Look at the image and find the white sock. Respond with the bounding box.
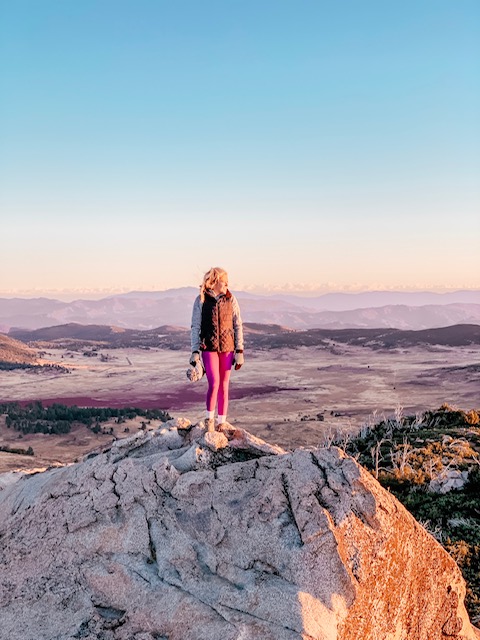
[217,414,226,425]
[206,410,214,420]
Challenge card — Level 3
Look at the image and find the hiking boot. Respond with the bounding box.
[216,422,236,439]
[205,418,215,432]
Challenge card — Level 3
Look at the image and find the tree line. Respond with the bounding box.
[0,401,171,435]
[0,362,69,372]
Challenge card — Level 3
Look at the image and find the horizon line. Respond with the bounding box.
[1,284,480,302]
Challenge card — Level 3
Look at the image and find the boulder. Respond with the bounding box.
[429,468,470,494]
[0,422,478,640]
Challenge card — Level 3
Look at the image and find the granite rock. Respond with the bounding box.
[0,422,478,640]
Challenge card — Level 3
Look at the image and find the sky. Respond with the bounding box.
[1,0,479,299]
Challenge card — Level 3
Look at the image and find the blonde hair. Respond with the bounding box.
[200,267,228,302]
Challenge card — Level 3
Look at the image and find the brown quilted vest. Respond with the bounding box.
[200,291,235,352]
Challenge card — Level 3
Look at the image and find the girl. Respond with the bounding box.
[190,267,244,431]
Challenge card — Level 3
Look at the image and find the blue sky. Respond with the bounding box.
[1,0,479,297]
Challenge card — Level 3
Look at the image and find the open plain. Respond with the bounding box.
[1,340,479,473]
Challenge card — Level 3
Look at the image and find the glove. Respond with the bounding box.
[190,351,200,366]
[234,350,244,371]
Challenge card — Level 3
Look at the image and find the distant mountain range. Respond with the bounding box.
[1,288,480,332]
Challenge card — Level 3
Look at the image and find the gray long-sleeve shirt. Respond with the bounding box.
[191,292,244,353]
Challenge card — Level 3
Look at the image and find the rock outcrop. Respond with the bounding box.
[0,419,478,640]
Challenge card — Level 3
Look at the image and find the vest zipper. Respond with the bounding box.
[217,300,221,351]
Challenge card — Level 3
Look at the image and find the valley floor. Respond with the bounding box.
[0,342,479,471]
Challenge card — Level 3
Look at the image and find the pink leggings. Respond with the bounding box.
[202,351,234,415]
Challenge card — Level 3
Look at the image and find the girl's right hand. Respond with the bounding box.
[190,351,200,366]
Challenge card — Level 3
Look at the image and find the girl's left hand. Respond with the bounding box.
[234,351,244,370]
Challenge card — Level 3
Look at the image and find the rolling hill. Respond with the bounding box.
[8,322,480,351]
[0,334,38,364]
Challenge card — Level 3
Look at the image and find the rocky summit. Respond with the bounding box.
[0,420,478,640]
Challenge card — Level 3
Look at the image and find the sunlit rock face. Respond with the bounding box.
[0,419,478,640]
